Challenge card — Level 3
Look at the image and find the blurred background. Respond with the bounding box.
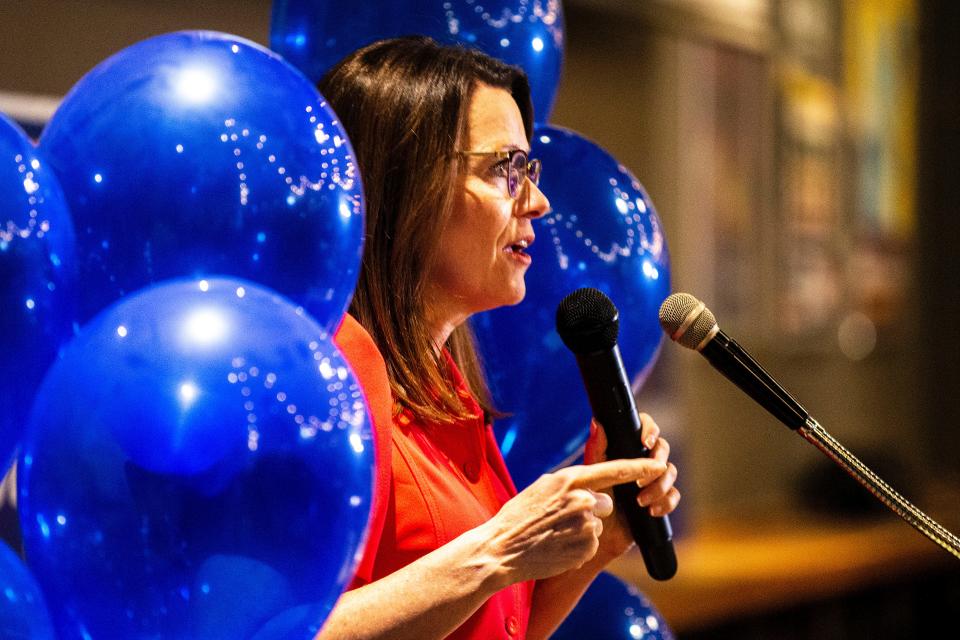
[2,0,958,637]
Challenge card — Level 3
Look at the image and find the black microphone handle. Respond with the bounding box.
[573,345,678,581]
[700,331,810,430]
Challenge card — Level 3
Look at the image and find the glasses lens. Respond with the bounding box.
[509,150,529,198]
[528,158,541,187]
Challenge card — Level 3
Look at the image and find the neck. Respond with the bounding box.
[425,295,470,355]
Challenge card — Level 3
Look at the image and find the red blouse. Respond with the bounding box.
[334,314,533,639]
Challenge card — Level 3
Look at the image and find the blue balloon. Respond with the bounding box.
[553,572,673,639]
[18,278,374,640]
[0,113,77,472]
[39,31,364,331]
[270,0,565,121]
[473,125,671,488]
[0,541,56,640]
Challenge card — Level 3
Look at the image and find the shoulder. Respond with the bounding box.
[334,314,387,386]
[333,312,394,436]
[334,313,395,588]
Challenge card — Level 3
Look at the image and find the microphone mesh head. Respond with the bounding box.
[658,292,718,350]
[555,287,620,354]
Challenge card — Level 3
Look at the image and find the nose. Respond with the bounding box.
[517,178,550,219]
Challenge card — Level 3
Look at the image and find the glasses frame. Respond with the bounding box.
[457,148,542,199]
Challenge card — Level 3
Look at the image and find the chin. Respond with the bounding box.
[502,283,527,308]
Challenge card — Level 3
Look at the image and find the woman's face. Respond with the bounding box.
[426,84,550,323]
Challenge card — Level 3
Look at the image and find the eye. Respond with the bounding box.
[490,159,511,177]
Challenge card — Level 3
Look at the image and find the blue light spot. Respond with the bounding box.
[256,231,266,243]
[93,173,103,184]
[101,240,110,250]
[500,428,517,456]
[25,298,35,310]
[293,33,307,48]
[201,583,211,594]
[37,514,51,539]
[49,252,61,267]
[4,588,16,603]
[56,514,67,526]
[252,253,260,262]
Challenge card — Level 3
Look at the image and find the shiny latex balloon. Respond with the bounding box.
[0,541,56,640]
[18,278,373,640]
[39,31,364,331]
[552,572,673,639]
[0,113,77,472]
[270,0,565,121]
[472,125,670,489]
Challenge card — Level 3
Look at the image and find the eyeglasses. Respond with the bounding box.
[458,148,542,199]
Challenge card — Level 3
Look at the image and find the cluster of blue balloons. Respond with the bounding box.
[3,31,372,640]
[1,2,674,637]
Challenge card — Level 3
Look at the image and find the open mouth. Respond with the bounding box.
[505,239,530,256]
[503,237,534,265]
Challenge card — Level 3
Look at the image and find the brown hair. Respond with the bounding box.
[319,36,533,424]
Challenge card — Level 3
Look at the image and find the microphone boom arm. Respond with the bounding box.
[797,417,960,561]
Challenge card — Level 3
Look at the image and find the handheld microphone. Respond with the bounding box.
[658,292,960,561]
[556,287,678,581]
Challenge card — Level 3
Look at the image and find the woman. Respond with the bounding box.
[323,37,680,639]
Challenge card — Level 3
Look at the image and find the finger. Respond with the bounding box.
[638,412,660,450]
[648,487,681,517]
[590,490,614,518]
[648,437,670,466]
[566,458,667,491]
[637,462,678,506]
[593,517,604,538]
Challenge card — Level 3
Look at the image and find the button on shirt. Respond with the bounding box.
[335,315,533,639]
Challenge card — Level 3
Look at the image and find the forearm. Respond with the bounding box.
[316,523,507,640]
[525,551,612,640]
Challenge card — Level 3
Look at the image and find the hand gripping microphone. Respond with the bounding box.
[659,292,960,561]
[556,287,678,581]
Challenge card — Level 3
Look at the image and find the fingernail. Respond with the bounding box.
[649,505,662,517]
[644,434,656,449]
[636,493,648,507]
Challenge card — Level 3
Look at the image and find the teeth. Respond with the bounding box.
[515,240,529,249]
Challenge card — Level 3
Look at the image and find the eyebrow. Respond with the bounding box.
[474,145,531,154]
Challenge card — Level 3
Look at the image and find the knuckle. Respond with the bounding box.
[658,437,671,457]
[570,489,595,510]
